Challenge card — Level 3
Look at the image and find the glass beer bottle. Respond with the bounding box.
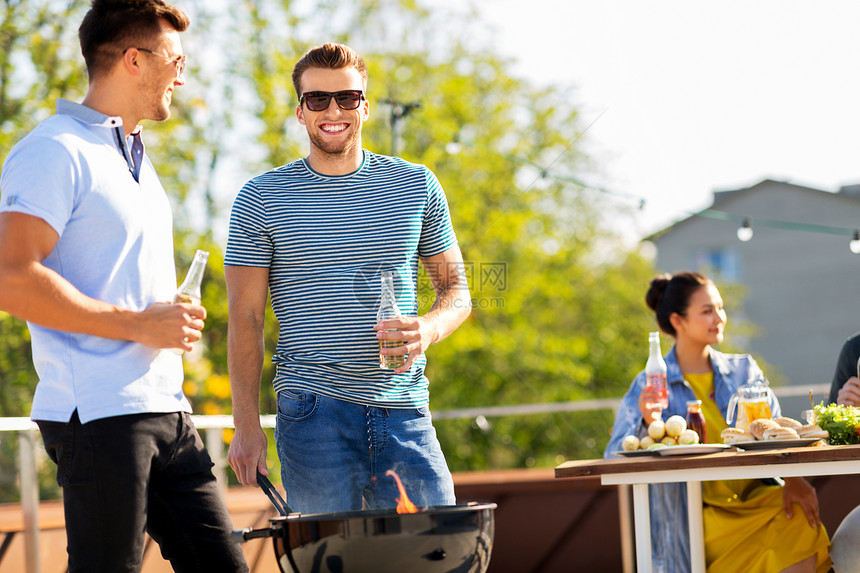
[645,331,669,409]
[171,249,208,354]
[377,271,405,369]
[174,249,209,305]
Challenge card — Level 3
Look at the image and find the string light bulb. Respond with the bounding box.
[850,230,860,254]
[737,217,753,242]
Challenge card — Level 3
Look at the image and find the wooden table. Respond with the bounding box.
[555,444,860,573]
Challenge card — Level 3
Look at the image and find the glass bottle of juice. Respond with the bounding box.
[686,400,707,444]
[645,332,669,409]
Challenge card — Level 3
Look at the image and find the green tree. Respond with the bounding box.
[225,0,659,469]
[0,0,89,156]
[0,0,666,498]
[0,0,90,502]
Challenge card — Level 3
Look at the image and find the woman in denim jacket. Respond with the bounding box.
[604,272,830,573]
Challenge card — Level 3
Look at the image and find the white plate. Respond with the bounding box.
[612,449,661,457]
[731,438,820,450]
[656,444,731,456]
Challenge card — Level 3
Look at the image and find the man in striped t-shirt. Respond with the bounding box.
[225,43,471,513]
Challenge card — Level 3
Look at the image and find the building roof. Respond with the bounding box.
[645,178,860,242]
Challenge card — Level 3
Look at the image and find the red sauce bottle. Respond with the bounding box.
[686,400,707,444]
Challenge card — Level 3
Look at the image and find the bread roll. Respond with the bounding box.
[721,428,754,444]
[678,429,700,445]
[665,415,687,437]
[648,420,666,440]
[621,435,640,451]
[748,418,780,440]
[763,426,799,440]
[773,416,803,430]
[798,424,829,440]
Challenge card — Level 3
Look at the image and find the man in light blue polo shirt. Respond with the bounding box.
[0,1,247,571]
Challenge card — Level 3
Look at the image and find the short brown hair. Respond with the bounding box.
[79,0,190,79]
[291,43,368,100]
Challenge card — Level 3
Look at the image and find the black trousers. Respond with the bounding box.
[37,411,248,573]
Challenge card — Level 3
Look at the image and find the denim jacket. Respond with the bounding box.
[603,346,780,572]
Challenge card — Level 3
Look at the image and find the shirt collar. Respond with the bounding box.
[665,345,732,382]
[708,346,732,377]
[301,149,368,178]
[56,99,146,182]
[55,99,142,135]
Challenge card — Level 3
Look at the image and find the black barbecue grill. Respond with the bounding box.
[234,473,496,573]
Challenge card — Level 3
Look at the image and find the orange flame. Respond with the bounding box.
[385,469,418,514]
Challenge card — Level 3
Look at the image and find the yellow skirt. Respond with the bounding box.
[703,480,830,573]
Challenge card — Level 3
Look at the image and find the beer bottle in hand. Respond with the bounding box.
[172,249,208,355]
[377,271,405,369]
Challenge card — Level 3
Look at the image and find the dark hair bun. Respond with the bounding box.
[645,273,671,312]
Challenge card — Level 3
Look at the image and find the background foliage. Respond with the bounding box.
[0,0,696,501]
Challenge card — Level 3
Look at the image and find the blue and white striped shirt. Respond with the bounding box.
[224,150,457,407]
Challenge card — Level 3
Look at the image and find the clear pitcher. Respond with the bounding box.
[726,377,774,430]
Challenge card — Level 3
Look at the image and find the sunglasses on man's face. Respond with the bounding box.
[300,90,365,112]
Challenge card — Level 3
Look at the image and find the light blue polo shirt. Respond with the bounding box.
[0,99,189,423]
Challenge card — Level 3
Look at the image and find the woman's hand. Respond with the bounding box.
[638,385,664,423]
[782,477,820,527]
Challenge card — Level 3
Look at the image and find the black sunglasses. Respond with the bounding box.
[300,90,365,112]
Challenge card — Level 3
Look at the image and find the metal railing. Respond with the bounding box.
[1,382,830,573]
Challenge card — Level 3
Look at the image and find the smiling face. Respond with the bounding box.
[296,66,369,174]
[671,283,727,346]
[136,21,185,122]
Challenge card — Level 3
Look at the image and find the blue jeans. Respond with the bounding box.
[37,411,248,573]
[275,391,456,513]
